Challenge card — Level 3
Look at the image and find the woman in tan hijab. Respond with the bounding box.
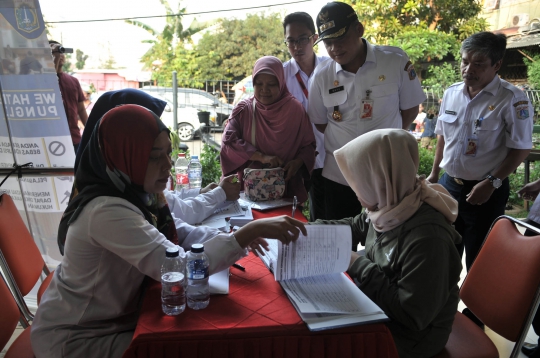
[322,129,462,358]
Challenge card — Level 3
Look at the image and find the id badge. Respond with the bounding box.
[464,137,478,157]
[360,99,374,120]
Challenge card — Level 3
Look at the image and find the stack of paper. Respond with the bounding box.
[200,200,254,230]
[257,225,388,331]
[229,204,253,227]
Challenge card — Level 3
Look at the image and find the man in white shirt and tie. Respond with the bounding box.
[282,12,330,220]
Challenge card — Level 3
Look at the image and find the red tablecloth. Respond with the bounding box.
[123,207,399,358]
[251,205,308,222]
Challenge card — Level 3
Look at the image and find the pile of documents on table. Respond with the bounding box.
[257,225,388,331]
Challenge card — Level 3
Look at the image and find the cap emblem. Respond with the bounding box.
[318,11,329,22]
[319,20,335,33]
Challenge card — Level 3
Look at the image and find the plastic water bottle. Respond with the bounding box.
[188,155,202,189]
[175,153,189,190]
[186,243,210,310]
[161,246,187,316]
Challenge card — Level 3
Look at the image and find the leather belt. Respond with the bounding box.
[450,176,481,186]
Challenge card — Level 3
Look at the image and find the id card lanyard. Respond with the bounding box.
[360,89,373,120]
[464,117,483,157]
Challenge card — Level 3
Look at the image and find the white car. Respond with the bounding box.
[139,89,202,141]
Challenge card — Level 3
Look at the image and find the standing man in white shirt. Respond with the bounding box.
[282,12,330,221]
[308,1,426,220]
[428,32,532,272]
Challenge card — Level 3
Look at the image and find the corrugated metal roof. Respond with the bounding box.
[507,34,540,49]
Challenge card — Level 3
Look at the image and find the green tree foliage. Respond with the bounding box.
[75,49,88,70]
[348,0,486,45]
[199,143,221,187]
[193,13,290,81]
[343,0,486,81]
[522,55,540,122]
[101,54,117,69]
[62,54,72,73]
[524,55,540,89]
[387,29,458,64]
[422,62,461,89]
[126,0,212,83]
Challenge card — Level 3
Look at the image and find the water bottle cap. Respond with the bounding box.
[191,155,198,160]
[165,247,180,257]
[191,243,204,253]
[178,153,185,158]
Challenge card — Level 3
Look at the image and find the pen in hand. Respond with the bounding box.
[232,263,245,271]
[292,196,297,218]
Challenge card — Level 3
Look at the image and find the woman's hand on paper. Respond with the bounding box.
[248,237,269,257]
[234,215,307,248]
[283,159,303,181]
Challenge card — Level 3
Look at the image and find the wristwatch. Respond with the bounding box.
[486,175,502,189]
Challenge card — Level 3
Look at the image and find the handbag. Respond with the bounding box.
[243,167,286,201]
[243,99,286,201]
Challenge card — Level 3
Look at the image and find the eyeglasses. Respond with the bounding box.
[284,34,315,48]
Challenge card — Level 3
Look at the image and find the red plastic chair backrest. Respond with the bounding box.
[0,194,44,296]
[460,217,540,341]
[0,276,20,351]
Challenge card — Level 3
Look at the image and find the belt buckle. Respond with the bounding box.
[453,177,464,185]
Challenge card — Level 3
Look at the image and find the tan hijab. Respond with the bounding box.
[334,129,458,232]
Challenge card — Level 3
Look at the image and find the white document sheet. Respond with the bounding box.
[280,273,382,314]
[209,268,229,294]
[274,225,351,281]
[206,201,244,221]
[257,239,279,272]
[229,204,253,227]
[199,201,247,231]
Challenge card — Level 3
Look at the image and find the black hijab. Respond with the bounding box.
[75,88,167,172]
[58,104,177,255]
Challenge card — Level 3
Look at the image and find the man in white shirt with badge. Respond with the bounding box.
[282,12,330,221]
[308,1,426,220]
[428,32,532,274]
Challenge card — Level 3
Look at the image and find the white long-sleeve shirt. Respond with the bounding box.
[31,196,246,358]
[164,187,226,224]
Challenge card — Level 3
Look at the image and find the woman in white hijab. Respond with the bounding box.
[328,129,462,358]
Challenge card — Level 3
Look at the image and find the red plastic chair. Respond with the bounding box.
[433,216,540,358]
[0,275,35,358]
[0,193,54,325]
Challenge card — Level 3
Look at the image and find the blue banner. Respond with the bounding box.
[0,0,46,40]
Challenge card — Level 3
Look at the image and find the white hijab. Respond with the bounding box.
[334,129,458,232]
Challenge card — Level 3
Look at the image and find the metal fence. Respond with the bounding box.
[421,86,540,122]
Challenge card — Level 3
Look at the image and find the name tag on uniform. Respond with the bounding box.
[360,90,373,120]
[329,86,344,94]
[445,110,457,115]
